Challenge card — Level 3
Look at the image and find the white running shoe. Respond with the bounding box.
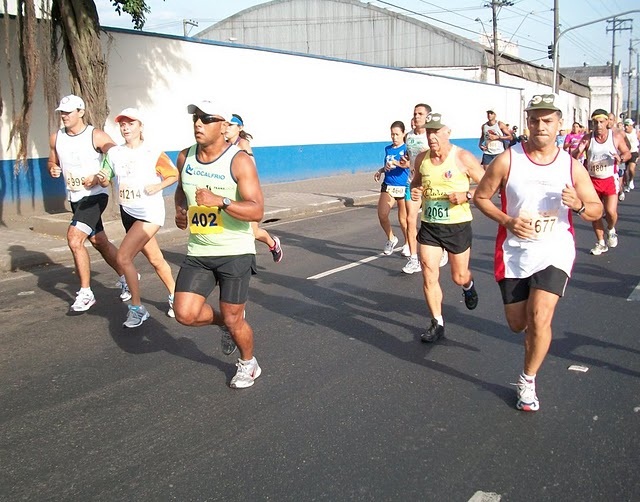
[400,244,410,257]
[630,179,635,190]
[383,235,398,255]
[515,375,539,412]
[116,273,141,302]
[618,192,625,201]
[230,358,262,388]
[71,290,96,312]
[167,294,175,318]
[402,257,421,274]
[590,242,608,255]
[123,305,150,328]
[606,230,618,248]
[439,249,448,268]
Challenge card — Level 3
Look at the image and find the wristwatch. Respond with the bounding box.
[221,197,232,210]
[466,191,472,201]
[573,203,586,215]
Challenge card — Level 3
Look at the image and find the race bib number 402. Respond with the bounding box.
[188,205,224,234]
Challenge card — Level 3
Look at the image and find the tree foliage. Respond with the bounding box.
[6,0,154,173]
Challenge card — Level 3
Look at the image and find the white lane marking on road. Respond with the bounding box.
[627,281,640,301]
[307,247,402,280]
[468,491,502,502]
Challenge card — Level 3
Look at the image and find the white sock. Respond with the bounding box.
[463,280,474,291]
[521,372,536,382]
[79,287,92,295]
[598,239,605,246]
[410,254,418,260]
[119,274,126,282]
[240,357,256,366]
[608,227,616,234]
[434,315,444,326]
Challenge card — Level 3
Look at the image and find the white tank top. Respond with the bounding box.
[55,125,108,202]
[586,130,617,179]
[404,130,428,170]
[626,131,639,154]
[495,143,576,280]
[105,144,166,226]
[483,122,505,155]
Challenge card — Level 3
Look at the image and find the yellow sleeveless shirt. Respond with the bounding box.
[419,146,472,224]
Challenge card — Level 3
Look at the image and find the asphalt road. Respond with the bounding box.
[1,199,639,501]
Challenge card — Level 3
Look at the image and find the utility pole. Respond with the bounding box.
[606,18,632,116]
[485,0,514,85]
[636,51,640,123]
[183,19,198,37]
[553,0,559,92]
[627,34,637,120]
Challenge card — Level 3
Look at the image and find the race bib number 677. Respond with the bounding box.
[188,205,225,234]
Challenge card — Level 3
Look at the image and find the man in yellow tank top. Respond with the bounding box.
[410,112,485,343]
[173,99,265,389]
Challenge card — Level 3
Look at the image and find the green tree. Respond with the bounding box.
[5,0,156,172]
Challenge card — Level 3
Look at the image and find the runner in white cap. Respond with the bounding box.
[47,94,128,312]
[173,99,264,389]
[97,107,179,328]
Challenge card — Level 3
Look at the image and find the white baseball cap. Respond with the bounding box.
[187,100,232,121]
[115,107,145,124]
[55,94,85,112]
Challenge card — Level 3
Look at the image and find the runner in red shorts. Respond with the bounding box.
[572,109,630,255]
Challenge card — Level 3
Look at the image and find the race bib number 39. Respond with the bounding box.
[422,199,451,223]
[188,205,224,234]
[66,173,86,191]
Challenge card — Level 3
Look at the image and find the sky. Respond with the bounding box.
[95,0,640,71]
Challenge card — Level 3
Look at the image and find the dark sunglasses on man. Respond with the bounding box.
[192,114,226,124]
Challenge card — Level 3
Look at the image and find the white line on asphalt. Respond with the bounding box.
[468,491,502,502]
[627,281,640,301]
[307,247,402,280]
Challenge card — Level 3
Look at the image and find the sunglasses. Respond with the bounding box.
[192,114,226,124]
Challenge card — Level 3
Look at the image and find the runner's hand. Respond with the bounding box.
[411,186,423,202]
[195,187,216,206]
[175,207,187,230]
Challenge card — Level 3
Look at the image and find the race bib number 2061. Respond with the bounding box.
[188,205,224,234]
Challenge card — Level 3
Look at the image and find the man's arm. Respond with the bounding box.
[478,126,486,150]
[84,129,117,188]
[473,151,534,240]
[498,121,513,141]
[409,151,426,202]
[228,151,264,222]
[47,133,62,178]
[93,128,117,154]
[174,148,189,230]
[562,158,603,221]
[192,151,264,223]
[613,130,631,163]
[448,148,484,205]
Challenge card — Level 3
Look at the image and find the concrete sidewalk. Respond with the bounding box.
[1,172,380,273]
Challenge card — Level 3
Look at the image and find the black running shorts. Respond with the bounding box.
[70,193,108,235]
[175,254,257,304]
[498,265,569,305]
[417,221,472,255]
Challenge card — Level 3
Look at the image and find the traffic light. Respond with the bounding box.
[547,44,554,60]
